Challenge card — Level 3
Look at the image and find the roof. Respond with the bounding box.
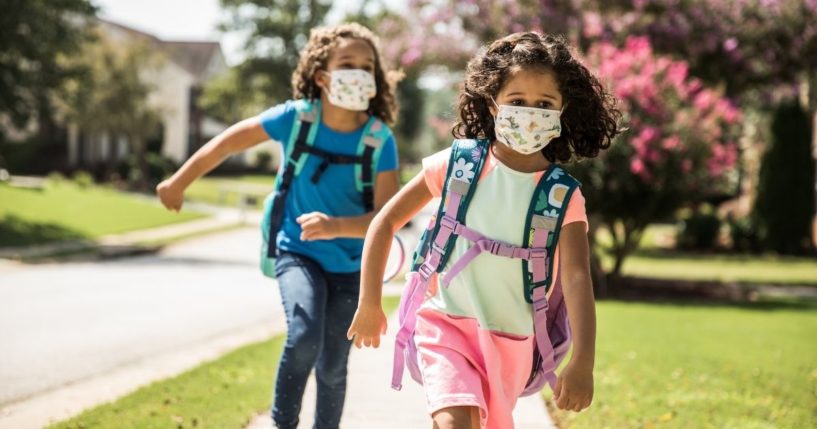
[160,41,223,80]
[97,19,226,81]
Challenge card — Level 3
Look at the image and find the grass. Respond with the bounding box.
[0,182,204,247]
[48,336,287,429]
[48,295,402,429]
[185,175,275,210]
[546,298,817,429]
[185,166,423,210]
[596,224,817,286]
[610,251,817,285]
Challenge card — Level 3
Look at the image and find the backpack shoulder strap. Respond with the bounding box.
[411,138,489,275]
[282,99,321,178]
[265,99,320,259]
[355,117,393,212]
[521,164,581,302]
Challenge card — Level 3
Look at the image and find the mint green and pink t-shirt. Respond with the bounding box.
[414,146,587,428]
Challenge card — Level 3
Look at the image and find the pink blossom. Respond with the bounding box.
[401,47,422,66]
[583,12,604,38]
[693,90,717,111]
[723,37,739,52]
[630,158,646,176]
[662,136,682,150]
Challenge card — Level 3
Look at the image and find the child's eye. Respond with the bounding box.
[510,99,524,106]
[538,101,554,109]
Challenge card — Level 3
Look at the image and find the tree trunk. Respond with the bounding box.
[808,73,817,248]
[606,220,646,287]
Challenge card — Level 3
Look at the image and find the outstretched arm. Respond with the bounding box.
[553,221,597,412]
[346,172,433,348]
[156,117,269,211]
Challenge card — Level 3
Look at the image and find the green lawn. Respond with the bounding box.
[185,174,275,210]
[0,182,204,247]
[48,296,401,429]
[610,251,817,285]
[547,299,817,429]
[48,336,287,429]
[596,224,817,285]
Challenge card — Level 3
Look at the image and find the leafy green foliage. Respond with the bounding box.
[200,0,332,123]
[0,0,96,134]
[753,100,816,255]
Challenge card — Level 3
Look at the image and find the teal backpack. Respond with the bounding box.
[392,138,580,396]
[260,99,393,277]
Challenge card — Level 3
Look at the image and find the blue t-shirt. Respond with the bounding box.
[259,100,398,273]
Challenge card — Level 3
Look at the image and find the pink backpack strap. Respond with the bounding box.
[391,140,488,391]
[532,283,559,389]
[530,214,556,283]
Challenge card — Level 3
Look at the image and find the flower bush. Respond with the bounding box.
[573,37,742,276]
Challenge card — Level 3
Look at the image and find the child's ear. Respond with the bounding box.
[488,100,497,117]
[314,70,329,90]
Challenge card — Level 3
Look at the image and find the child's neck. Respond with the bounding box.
[319,93,369,132]
[491,141,551,173]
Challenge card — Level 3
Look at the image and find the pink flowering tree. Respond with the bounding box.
[374,0,582,72]
[573,37,742,277]
[585,0,817,98]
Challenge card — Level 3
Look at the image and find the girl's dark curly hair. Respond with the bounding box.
[292,23,402,125]
[453,32,621,162]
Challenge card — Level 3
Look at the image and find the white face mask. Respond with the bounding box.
[492,98,563,155]
[324,69,377,111]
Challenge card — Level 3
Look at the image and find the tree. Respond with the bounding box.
[0,0,96,140]
[573,37,742,278]
[58,30,162,190]
[585,0,817,99]
[381,0,817,101]
[753,100,815,255]
[200,0,332,122]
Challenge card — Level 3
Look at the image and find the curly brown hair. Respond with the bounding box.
[453,32,621,162]
[291,23,401,125]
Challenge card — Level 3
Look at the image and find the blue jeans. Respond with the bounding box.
[272,251,360,429]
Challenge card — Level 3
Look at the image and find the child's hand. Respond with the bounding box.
[346,304,387,349]
[297,212,338,241]
[553,361,594,412]
[156,179,184,212]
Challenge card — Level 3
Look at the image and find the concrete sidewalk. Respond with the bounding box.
[245,307,555,429]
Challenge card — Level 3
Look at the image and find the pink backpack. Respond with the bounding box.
[391,139,579,396]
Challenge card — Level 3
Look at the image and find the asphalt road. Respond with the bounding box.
[0,227,282,406]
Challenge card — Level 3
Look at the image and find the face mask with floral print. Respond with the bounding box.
[324,69,377,111]
[492,98,563,155]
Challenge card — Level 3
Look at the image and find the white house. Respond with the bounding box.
[66,19,232,168]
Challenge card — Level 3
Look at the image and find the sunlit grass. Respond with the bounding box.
[0,182,203,246]
[547,299,817,428]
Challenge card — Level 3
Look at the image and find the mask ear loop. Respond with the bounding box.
[317,70,333,99]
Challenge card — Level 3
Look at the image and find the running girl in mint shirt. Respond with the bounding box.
[157,23,401,429]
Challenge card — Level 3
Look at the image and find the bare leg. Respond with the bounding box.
[432,406,481,429]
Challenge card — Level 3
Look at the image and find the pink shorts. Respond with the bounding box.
[414,307,535,429]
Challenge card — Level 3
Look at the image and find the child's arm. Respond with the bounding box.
[346,172,433,348]
[554,221,597,412]
[156,117,269,211]
[296,170,401,240]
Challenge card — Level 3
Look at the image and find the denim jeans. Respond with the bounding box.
[272,251,360,429]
